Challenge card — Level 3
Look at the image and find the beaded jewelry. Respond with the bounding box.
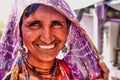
[22,56,57,80]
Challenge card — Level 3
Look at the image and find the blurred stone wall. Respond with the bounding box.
[0,20,4,39]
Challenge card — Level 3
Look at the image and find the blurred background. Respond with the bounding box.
[0,0,120,80]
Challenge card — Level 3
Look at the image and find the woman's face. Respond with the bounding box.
[21,5,68,62]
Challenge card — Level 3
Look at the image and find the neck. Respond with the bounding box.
[27,54,55,71]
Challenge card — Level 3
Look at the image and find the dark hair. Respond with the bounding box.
[19,3,40,27]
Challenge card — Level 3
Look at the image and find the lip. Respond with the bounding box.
[35,43,57,50]
[38,44,55,49]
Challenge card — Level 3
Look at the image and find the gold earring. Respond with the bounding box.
[62,46,67,54]
[19,47,25,56]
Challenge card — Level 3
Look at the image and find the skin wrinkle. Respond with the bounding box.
[21,5,68,78]
[1,1,109,79]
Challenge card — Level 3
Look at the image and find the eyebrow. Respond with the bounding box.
[25,20,40,24]
[51,20,66,24]
[24,20,66,25]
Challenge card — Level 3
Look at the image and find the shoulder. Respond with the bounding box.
[57,59,73,79]
[58,59,72,74]
[3,58,22,80]
[2,73,11,80]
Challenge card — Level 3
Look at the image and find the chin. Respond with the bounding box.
[41,59,55,63]
[38,55,56,62]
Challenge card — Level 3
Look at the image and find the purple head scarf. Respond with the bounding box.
[0,0,103,79]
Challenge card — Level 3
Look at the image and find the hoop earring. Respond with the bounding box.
[19,44,29,56]
[19,47,26,56]
[62,45,67,54]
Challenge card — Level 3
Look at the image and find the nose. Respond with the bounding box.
[40,27,54,44]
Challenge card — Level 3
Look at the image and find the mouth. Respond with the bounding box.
[35,40,59,50]
[38,44,55,49]
[36,43,57,50]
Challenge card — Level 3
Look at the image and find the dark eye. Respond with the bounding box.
[29,20,41,29]
[51,21,63,28]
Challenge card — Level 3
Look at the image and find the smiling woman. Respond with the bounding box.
[0,0,109,80]
[21,4,68,63]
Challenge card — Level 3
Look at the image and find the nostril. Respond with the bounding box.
[40,35,55,44]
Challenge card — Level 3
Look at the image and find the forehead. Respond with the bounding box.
[20,3,71,29]
[34,4,66,19]
[37,5,59,13]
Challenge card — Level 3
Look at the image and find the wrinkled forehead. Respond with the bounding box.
[22,4,66,20]
[15,0,76,26]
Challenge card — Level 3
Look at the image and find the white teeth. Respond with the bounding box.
[39,45,55,49]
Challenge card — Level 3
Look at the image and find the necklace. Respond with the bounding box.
[26,60,56,75]
[23,56,57,80]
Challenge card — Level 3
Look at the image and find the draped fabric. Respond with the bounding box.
[0,0,102,79]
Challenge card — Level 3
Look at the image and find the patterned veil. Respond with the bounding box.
[0,0,103,79]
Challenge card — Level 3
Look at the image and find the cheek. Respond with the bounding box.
[55,29,68,43]
[61,32,68,42]
[22,28,39,43]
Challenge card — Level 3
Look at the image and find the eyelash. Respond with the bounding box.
[30,22,40,26]
[29,21,41,29]
[28,21,63,29]
[51,21,63,28]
